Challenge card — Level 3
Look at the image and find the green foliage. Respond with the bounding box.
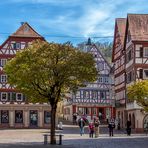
[127,80,148,111]
[4,40,97,105]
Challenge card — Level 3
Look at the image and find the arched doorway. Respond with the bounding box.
[132,113,135,129]
[143,114,148,132]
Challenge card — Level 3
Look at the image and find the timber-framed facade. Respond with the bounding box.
[64,39,115,123]
[112,14,148,132]
[0,23,51,128]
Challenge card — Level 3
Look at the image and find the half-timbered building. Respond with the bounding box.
[112,18,127,128]
[64,39,115,123]
[0,22,51,128]
[124,14,148,132]
[112,14,148,132]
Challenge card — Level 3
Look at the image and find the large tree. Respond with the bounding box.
[127,80,148,112]
[4,40,97,144]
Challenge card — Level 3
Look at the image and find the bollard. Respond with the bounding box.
[59,134,62,145]
[44,135,48,145]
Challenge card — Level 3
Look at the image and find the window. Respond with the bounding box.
[15,110,23,123]
[1,75,7,83]
[1,92,7,101]
[76,91,80,98]
[139,69,143,79]
[100,92,105,99]
[16,43,20,49]
[98,77,103,83]
[16,93,23,101]
[104,77,109,83]
[84,108,90,115]
[30,110,38,126]
[0,59,7,67]
[92,91,98,99]
[126,50,132,63]
[144,47,148,57]
[140,47,143,57]
[13,43,20,49]
[44,111,51,124]
[144,69,148,79]
[1,110,9,123]
[127,71,132,83]
[83,91,89,99]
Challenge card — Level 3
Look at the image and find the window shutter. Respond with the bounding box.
[139,69,143,79]
[140,47,143,58]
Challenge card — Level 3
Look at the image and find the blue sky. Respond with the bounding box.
[0,0,148,45]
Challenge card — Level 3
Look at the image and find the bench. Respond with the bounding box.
[43,134,64,145]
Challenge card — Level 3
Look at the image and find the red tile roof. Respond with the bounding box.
[128,14,148,41]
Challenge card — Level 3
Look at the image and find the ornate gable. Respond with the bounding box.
[11,22,42,38]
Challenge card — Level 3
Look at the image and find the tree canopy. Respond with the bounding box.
[4,40,97,144]
[127,80,148,112]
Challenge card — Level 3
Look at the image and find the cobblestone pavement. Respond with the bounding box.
[0,124,147,148]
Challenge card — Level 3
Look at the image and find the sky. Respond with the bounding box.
[0,0,148,45]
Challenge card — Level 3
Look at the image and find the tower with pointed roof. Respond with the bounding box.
[0,23,50,128]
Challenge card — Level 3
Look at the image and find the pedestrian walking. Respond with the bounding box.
[108,119,115,136]
[88,121,94,138]
[78,118,85,136]
[126,120,131,136]
[94,118,100,138]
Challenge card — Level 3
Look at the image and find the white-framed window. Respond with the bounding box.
[75,91,80,98]
[83,91,89,99]
[13,43,21,49]
[98,77,103,83]
[144,47,148,57]
[92,91,98,99]
[143,69,148,79]
[16,43,21,49]
[0,59,7,67]
[1,75,7,83]
[104,77,109,83]
[1,92,8,101]
[16,93,23,101]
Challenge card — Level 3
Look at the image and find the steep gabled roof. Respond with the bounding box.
[10,22,43,38]
[127,14,148,41]
[112,18,126,62]
[87,43,111,69]
[116,18,126,45]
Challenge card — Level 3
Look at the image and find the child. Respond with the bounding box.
[89,122,94,138]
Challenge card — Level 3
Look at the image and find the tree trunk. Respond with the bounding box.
[50,103,57,144]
